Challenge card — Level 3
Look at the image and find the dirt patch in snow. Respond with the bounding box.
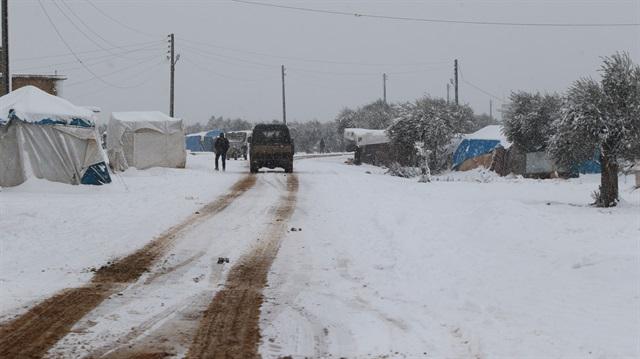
[0,175,256,359]
[185,174,298,359]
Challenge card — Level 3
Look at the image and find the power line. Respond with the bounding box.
[179,43,278,69]
[181,57,265,82]
[37,0,151,89]
[178,37,449,67]
[459,68,505,102]
[181,43,444,77]
[65,54,163,87]
[14,40,165,61]
[84,0,160,38]
[58,0,152,61]
[231,0,640,27]
[59,0,118,48]
[50,0,125,59]
[72,60,164,99]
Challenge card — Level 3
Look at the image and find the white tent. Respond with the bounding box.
[0,86,110,187]
[343,128,390,146]
[107,111,186,171]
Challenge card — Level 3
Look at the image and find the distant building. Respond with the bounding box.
[0,74,67,97]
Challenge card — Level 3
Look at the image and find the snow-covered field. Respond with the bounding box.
[1,154,639,358]
[261,156,640,358]
[0,153,245,319]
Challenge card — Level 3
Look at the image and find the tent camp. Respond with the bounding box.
[343,128,391,165]
[107,111,186,171]
[185,130,223,152]
[0,86,110,187]
[452,125,510,169]
[343,128,390,147]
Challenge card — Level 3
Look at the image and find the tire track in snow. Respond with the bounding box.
[0,175,257,359]
[185,174,298,359]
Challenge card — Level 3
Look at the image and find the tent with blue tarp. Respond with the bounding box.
[0,86,111,187]
[185,129,223,152]
[452,125,510,169]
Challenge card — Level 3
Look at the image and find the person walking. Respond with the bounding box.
[214,133,230,171]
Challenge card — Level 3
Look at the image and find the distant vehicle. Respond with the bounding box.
[226,130,251,160]
[249,124,294,173]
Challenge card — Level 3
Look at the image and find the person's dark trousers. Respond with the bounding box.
[215,152,227,171]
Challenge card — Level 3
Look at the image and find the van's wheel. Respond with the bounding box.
[284,163,293,173]
[250,164,259,173]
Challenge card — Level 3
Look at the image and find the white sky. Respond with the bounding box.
[8,0,640,124]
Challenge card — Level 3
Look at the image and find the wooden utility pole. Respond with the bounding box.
[382,73,387,104]
[281,65,286,124]
[169,33,175,117]
[446,82,450,104]
[454,59,459,106]
[490,100,493,120]
[1,0,9,95]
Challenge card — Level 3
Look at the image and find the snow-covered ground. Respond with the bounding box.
[1,154,639,358]
[0,153,245,319]
[261,156,640,358]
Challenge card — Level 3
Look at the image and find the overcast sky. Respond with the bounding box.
[8,0,640,124]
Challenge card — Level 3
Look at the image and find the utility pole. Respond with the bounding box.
[489,100,493,120]
[281,65,286,124]
[446,82,450,104]
[169,33,175,117]
[382,73,387,104]
[454,59,459,106]
[1,0,9,95]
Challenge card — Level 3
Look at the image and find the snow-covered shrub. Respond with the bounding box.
[386,163,421,178]
[502,91,562,152]
[387,96,474,172]
[548,52,640,207]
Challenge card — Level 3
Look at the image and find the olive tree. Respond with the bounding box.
[548,52,640,207]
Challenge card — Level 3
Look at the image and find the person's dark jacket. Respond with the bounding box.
[214,137,230,154]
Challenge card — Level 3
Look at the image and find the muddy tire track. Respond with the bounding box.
[185,174,298,359]
[0,175,256,359]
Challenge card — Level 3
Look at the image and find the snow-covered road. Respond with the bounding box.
[261,156,640,358]
[1,154,639,358]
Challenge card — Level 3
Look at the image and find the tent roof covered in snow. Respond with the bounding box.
[0,87,110,187]
[452,125,510,169]
[111,111,183,133]
[0,86,95,124]
[343,128,390,146]
[463,125,510,147]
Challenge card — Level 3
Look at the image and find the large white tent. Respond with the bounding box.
[107,111,186,171]
[0,86,110,187]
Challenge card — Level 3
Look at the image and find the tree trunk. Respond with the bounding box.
[598,152,619,207]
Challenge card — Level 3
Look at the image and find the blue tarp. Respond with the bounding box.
[185,130,223,152]
[81,162,112,185]
[452,139,501,169]
[574,151,601,174]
